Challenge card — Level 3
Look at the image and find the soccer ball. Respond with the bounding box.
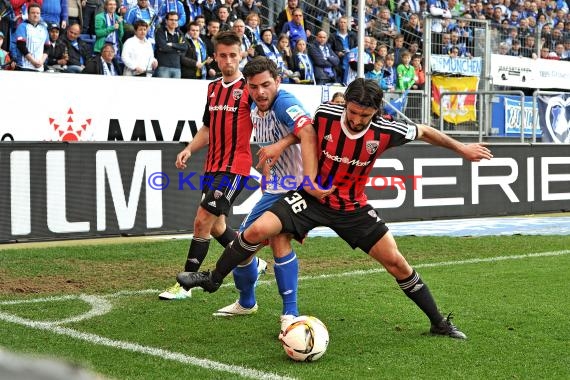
[279,316,329,362]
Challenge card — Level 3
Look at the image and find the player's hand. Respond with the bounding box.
[304,181,336,200]
[175,148,192,169]
[460,143,493,162]
[256,143,284,169]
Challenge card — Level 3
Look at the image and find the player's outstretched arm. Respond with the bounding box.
[417,124,493,162]
[175,126,210,169]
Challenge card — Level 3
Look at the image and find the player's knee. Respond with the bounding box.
[210,219,226,237]
[194,208,216,235]
[371,246,410,277]
[244,222,269,244]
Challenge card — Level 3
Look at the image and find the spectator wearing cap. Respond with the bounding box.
[45,23,67,70]
[84,41,123,74]
[0,32,15,70]
[41,0,68,29]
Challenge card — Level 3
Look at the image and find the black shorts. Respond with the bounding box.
[200,172,248,216]
[270,190,389,253]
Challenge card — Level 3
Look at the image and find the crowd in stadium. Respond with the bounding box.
[0,0,569,85]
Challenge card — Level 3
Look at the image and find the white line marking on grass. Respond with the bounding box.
[1,249,568,379]
[293,249,570,282]
[0,311,293,380]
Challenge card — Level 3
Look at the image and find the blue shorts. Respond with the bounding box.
[239,192,284,232]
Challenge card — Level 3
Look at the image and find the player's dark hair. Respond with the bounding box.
[344,78,383,110]
[243,56,279,80]
[213,30,241,49]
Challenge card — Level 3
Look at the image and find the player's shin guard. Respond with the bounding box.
[212,233,261,283]
[233,257,259,309]
[184,237,211,272]
[214,226,237,247]
[274,251,299,316]
[397,270,443,325]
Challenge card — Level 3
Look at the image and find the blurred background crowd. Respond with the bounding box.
[0,0,568,86]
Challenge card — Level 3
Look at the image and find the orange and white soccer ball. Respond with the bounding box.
[279,316,329,362]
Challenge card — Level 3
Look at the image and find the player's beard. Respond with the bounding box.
[221,64,236,77]
[345,116,366,133]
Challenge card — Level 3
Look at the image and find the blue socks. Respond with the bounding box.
[274,251,299,317]
[233,257,259,309]
[232,251,299,315]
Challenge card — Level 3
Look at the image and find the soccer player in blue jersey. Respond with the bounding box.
[212,56,320,319]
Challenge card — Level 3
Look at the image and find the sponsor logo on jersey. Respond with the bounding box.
[209,104,238,112]
[324,133,333,142]
[322,150,371,167]
[285,105,304,121]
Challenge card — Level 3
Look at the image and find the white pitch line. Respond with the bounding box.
[0,310,294,380]
[0,249,568,379]
[3,249,567,304]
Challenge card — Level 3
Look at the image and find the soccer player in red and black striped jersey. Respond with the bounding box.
[159,31,258,300]
[178,78,493,339]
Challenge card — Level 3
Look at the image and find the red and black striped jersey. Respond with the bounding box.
[202,76,254,176]
[314,103,418,211]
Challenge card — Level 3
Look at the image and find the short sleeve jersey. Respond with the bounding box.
[202,76,254,176]
[251,89,312,193]
[313,103,418,211]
